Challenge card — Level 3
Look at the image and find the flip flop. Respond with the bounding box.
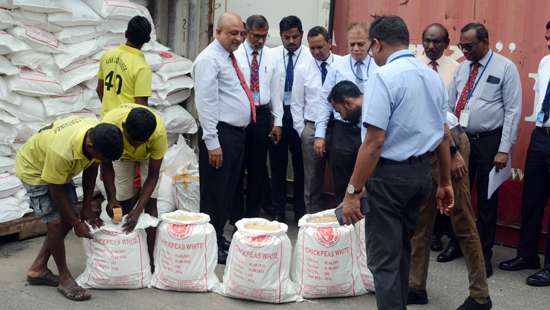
[57,282,91,302]
[27,270,60,287]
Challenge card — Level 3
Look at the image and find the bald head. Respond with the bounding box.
[216,12,245,52]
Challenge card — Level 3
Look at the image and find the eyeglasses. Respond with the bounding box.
[458,42,478,51]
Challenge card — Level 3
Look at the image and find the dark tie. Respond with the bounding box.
[285,51,294,92]
[540,78,550,123]
[454,62,480,118]
[320,61,328,84]
[430,60,438,72]
[229,52,256,123]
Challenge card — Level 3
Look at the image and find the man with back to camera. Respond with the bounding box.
[314,22,378,205]
[16,116,123,301]
[409,23,492,310]
[335,16,454,310]
[498,19,550,287]
[192,12,252,264]
[448,22,522,277]
[290,25,342,214]
[269,15,312,223]
[97,15,153,116]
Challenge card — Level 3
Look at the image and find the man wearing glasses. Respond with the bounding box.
[448,23,522,278]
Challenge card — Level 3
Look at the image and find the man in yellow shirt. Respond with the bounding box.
[15,116,123,301]
[97,16,152,116]
[101,103,168,266]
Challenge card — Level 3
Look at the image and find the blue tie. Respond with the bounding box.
[320,61,327,85]
[285,51,294,92]
[541,79,550,123]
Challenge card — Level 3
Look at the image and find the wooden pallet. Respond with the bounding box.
[0,213,47,240]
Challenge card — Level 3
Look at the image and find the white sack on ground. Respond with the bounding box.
[355,218,375,292]
[150,211,219,292]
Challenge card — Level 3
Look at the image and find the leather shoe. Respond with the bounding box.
[437,242,462,263]
[456,296,492,310]
[217,249,228,265]
[274,214,287,223]
[485,262,493,278]
[526,268,550,287]
[220,237,231,251]
[498,256,540,271]
[407,288,428,305]
[431,236,443,252]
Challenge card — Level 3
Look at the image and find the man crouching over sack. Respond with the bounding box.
[16,116,123,301]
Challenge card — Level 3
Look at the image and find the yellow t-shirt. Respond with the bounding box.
[98,44,152,116]
[102,103,168,161]
[15,116,100,185]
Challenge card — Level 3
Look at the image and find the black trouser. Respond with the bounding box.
[517,127,550,268]
[467,127,502,263]
[199,122,246,244]
[328,120,362,203]
[269,105,304,217]
[365,154,432,310]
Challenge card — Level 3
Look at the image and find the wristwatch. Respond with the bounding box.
[346,184,362,195]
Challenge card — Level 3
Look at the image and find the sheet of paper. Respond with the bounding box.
[488,157,512,199]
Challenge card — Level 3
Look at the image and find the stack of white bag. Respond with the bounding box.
[217,218,301,304]
[292,210,369,299]
[150,210,219,292]
[0,158,32,223]
[77,201,159,289]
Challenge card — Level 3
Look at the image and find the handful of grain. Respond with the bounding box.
[168,213,202,222]
[306,215,337,224]
[112,207,122,224]
[244,222,281,232]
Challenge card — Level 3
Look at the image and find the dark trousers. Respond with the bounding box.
[365,155,432,310]
[328,120,362,203]
[468,128,502,263]
[517,127,550,268]
[269,105,305,217]
[199,123,246,244]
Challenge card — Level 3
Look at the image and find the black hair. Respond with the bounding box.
[89,123,123,161]
[279,15,303,34]
[546,20,550,30]
[328,80,362,104]
[246,15,268,31]
[422,23,450,45]
[125,15,152,46]
[125,108,157,142]
[368,15,409,46]
[461,22,489,41]
[307,26,330,41]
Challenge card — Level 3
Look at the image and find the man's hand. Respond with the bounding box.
[436,185,454,215]
[208,148,223,169]
[73,221,92,239]
[493,152,508,172]
[337,193,364,225]
[451,152,468,179]
[313,138,326,158]
[80,207,103,229]
[122,207,142,233]
[270,126,282,144]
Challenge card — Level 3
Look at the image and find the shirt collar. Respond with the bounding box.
[351,54,367,66]
[71,127,90,161]
[286,45,301,57]
[213,39,231,58]
[315,53,334,66]
[387,49,415,63]
[475,49,493,67]
[245,41,262,55]
[119,44,144,57]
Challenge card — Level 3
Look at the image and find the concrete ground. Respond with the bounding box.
[1,220,549,310]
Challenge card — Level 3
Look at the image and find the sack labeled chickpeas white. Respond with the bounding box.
[292,210,368,299]
[150,210,219,292]
[216,218,300,303]
[76,202,159,289]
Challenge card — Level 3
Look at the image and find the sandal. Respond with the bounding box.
[27,269,59,287]
[57,281,91,302]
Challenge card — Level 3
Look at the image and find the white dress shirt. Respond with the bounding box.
[271,45,313,106]
[234,41,283,127]
[315,54,378,138]
[192,39,251,150]
[417,53,459,88]
[534,54,550,127]
[290,52,342,136]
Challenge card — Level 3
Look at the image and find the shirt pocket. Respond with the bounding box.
[479,77,502,102]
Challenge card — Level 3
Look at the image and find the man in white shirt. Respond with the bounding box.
[192,12,251,264]
[314,23,378,203]
[269,16,312,222]
[499,20,550,287]
[232,15,283,220]
[290,26,341,214]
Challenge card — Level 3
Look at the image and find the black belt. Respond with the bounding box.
[535,126,550,136]
[304,119,315,125]
[379,152,433,166]
[333,119,357,127]
[466,127,502,140]
[217,121,246,132]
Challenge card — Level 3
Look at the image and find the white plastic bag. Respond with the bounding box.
[217,218,300,303]
[158,104,197,134]
[161,135,195,178]
[8,26,64,54]
[0,30,30,54]
[8,68,64,97]
[150,211,219,292]
[293,210,368,298]
[48,1,103,27]
[0,173,22,198]
[76,203,159,289]
[0,55,18,75]
[155,174,175,216]
[355,219,375,292]
[155,51,193,81]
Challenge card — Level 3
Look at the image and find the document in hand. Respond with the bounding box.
[488,157,512,199]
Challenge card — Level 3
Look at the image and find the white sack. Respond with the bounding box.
[10,9,63,33]
[54,40,100,69]
[60,59,99,91]
[0,55,18,75]
[0,156,14,173]
[55,26,105,44]
[48,1,103,27]
[8,26,64,54]
[0,119,17,144]
[12,0,69,13]
[40,86,89,117]
[155,51,193,81]
[8,50,59,77]
[0,172,22,198]
[0,9,14,29]
[0,194,32,223]
[156,75,194,100]
[1,94,49,122]
[355,219,375,292]
[0,30,30,54]
[8,68,64,97]
[159,104,197,134]
[150,211,219,292]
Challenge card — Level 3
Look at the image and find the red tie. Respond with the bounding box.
[429,60,438,72]
[230,52,256,123]
[454,63,480,118]
[250,51,260,96]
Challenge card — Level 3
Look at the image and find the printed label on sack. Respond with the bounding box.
[244,235,273,248]
[168,224,193,240]
[315,227,341,248]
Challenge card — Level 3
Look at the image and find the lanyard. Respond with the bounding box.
[350,55,372,81]
[244,44,263,104]
[315,53,333,73]
[467,50,494,100]
[283,47,303,76]
[388,53,415,63]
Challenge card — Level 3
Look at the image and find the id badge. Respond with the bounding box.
[253,92,260,105]
[536,111,545,126]
[284,91,291,106]
[459,110,470,128]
